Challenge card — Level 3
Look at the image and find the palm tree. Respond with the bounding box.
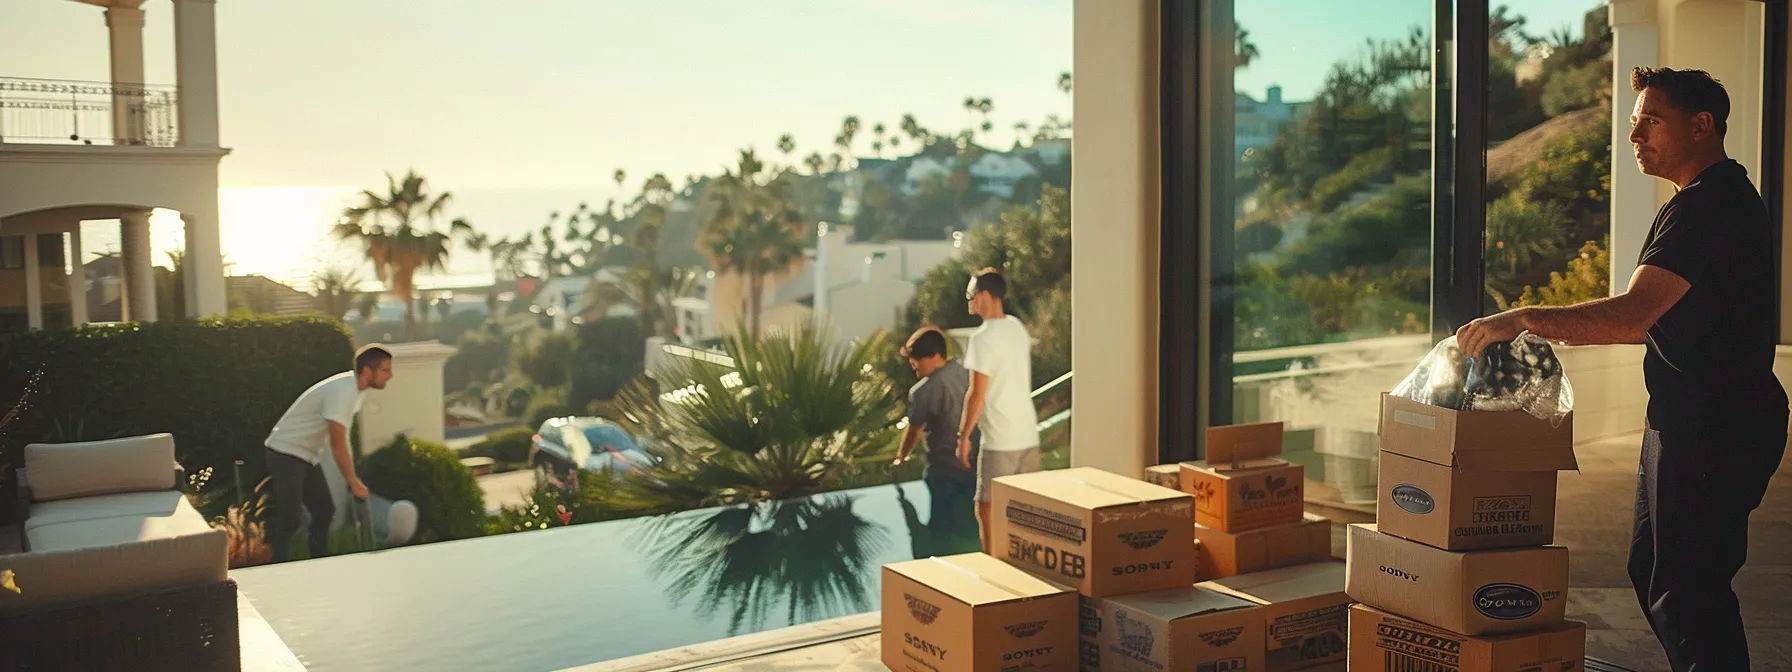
[333,169,475,341]
[1057,71,1073,96]
[310,262,363,320]
[701,149,807,339]
[803,152,826,176]
[603,321,905,510]
[776,133,796,161]
[1236,23,1261,69]
[871,123,887,158]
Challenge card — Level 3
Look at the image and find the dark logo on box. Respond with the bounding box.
[1007,502,1088,544]
[1391,484,1436,514]
[1079,640,1101,668]
[1118,529,1168,549]
[1380,565,1420,582]
[1199,626,1244,647]
[1008,535,1088,580]
[1474,583,1543,620]
[1115,610,1155,657]
[905,594,941,625]
[1110,559,1176,576]
[1197,659,1246,672]
[1005,620,1047,638]
[1239,474,1300,510]
[1079,602,1102,637]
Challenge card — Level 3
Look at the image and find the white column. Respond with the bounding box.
[172,0,220,148]
[121,211,157,322]
[1608,0,1660,294]
[104,3,148,145]
[69,229,87,326]
[1070,0,1156,478]
[181,210,227,317]
[23,235,41,330]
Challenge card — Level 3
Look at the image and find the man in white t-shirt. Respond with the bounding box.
[954,268,1042,552]
[263,345,394,561]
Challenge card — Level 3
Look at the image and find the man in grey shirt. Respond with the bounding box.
[893,327,979,540]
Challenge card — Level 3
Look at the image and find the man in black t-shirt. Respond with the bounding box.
[1458,67,1787,671]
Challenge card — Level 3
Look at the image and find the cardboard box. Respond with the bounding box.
[1196,512,1334,579]
[1144,464,1181,490]
[882,553,1078,672]
[1378,394,1577,471]
[1079,586,1264,672]
[1202,561,1350,671]
[1348,604,1587,671]
[1181,421,1304,532]
[1379,451,1559,551]
[991,467,1197,597]
[1344,524,1568,636]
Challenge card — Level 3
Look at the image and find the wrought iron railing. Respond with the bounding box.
[0,77,180,147]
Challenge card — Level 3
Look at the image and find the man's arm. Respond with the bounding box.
[958,371,990,442]
[896,422,925,465]
[1458,265,1690,356]
[328,421,369,500]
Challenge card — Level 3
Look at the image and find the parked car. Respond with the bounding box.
[527,416,654,488]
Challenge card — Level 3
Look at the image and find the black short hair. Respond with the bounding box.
[971,267,1008,301]
[902,327,948,361]
[355,344,393,374]
[1632,67,1730,137]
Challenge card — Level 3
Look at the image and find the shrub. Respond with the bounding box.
[523,387,575,429]
[466,426,534,465]
[0,317,352,500]
[360,435,487,542]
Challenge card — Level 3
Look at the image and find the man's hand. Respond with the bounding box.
[1455,308,1531,358]
[956,436,974,469]
[890,452,909,469]
[349,478,369,501]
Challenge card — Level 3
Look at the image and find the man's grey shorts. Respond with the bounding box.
[975,445,1042,502]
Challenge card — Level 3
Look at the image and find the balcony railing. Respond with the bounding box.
[0,77,180,147]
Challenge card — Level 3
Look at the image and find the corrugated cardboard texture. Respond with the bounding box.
[1080,587,1265,672]
[882,554,1078,672]
[991,467,1196,597]
[1208,421,1286,464]
[1379,452,1559,551]
[1378,395,1578,471]
[1182,461,1306,532]
[1203,561,1350,671]
[1144,464,1181,490]
[1345,524,1568,636]
[1196,512,1333,578]
[1348,604,1587,672]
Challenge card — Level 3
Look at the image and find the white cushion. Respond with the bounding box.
[24,490,188,532]
[24,434,177,502]
[0,495,226,614]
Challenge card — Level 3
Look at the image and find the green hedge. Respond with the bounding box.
[466,426,534,465]
[0,317,353,501]
[361,435,486,542]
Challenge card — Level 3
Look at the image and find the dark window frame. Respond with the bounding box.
[1156,0,1787,463]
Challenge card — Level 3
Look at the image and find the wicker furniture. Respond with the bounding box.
[0,434,239,671]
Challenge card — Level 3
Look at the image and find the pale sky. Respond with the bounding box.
[3,0,1074,192]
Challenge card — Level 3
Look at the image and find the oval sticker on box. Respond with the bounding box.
[1390,484,1436,515]
[1473,583,1542,620]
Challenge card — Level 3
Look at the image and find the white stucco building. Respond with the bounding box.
[0,0,230,330]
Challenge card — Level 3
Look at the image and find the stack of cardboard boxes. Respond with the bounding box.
[1344,393,1589,670]
[881,421,1353,672]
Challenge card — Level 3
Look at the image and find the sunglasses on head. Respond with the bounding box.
[965,279,980,301]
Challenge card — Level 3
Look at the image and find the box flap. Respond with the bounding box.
[1201,560,1345,604]
[999,466,1190,510]
[1101,586,1258,622]
[885,553,1071,606]
[1379,394,1578,471]
[1206,422,1285,463]
[1182,457,1292,474]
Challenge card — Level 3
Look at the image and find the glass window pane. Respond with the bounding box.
[38,232,73,330]
[0,235,25,332]
[1219,0,1436,507]
[1484,2,1615,313]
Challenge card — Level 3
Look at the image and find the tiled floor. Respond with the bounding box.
[590,431,1792,672]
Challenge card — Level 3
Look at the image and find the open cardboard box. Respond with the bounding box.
[1181,422,1305,532]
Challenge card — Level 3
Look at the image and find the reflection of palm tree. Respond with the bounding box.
[634,494,886,636]
[894,480,981,560]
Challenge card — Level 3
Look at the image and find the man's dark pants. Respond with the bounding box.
[265,448,335,561]
[1629,418,1786,671]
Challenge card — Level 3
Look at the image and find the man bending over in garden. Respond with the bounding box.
[956,268,1042,553]
[263,345,394,561]
[893,327,980,546]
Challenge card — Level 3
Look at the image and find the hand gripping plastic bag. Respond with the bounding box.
[1390,331,1574,427]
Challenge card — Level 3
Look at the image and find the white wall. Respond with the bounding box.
[1070,0,1158,478]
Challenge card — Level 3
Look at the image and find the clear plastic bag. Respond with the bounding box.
[1390,331,1574,427]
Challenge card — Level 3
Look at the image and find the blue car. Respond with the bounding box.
[528,416,654,489]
